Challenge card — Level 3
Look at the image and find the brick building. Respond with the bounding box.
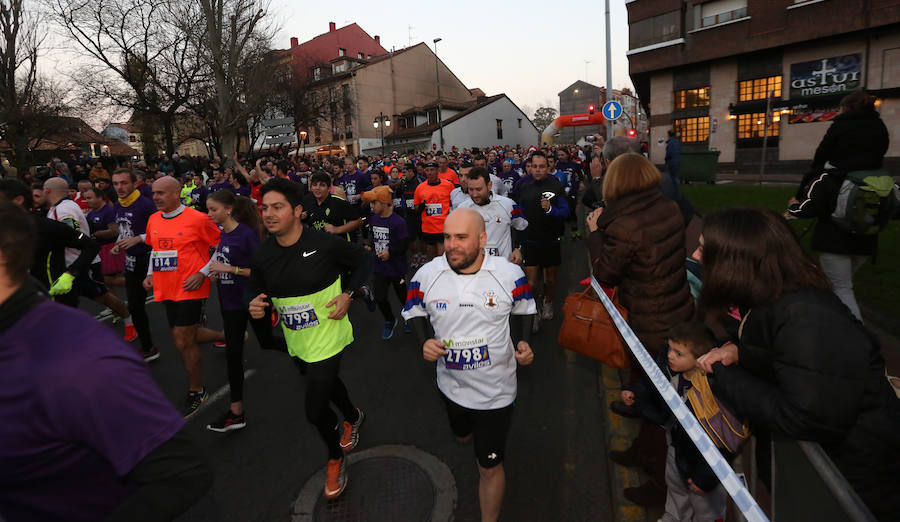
[626,0,900,173]
[283,22,388,85]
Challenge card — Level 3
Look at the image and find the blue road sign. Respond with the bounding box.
[602,101,623,121]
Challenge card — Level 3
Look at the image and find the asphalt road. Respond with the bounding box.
[80,240,612,522]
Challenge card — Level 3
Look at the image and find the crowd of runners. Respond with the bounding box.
[2,117,899,522]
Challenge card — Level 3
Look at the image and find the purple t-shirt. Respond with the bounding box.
[214,223,260,311]
[369,212,408,278]
[496,170,520,194]
[234,185,251,197]
[114,195,157,265]
[210,182,232,193]
[137,183,152,199]
[0,300,184,522]
[337,171,372,206]
[87,204,116,245]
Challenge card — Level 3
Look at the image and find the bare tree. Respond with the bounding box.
[48,0,206,157]
[0,0,67,175]
[532,106,558,133]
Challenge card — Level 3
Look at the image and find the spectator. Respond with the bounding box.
[586,152,694,506]
[697,206,900,521]
[665,129,681,185]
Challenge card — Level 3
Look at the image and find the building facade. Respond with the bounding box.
[627,0,900,173]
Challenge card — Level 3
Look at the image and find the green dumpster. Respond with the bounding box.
[680,150,720,184]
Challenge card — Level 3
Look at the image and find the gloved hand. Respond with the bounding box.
[49,272,76,296]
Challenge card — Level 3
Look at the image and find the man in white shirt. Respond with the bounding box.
[457,167,528,264]
[43,177,134,340]
[402,208,535,522]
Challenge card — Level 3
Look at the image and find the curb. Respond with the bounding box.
[599,364,652,522]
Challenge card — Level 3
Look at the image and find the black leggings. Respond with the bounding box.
[221,308,277,403]
[373,274,407,322]
[293,352,357,460]
[125,258,153,351]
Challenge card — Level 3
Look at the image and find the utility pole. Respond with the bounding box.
[759,89,773,185]
[433,37,444,151]
[605,0,613,140]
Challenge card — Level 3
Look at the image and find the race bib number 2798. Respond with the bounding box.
[442,336,491,370]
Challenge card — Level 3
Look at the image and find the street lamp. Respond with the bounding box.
[433,37,444,151]
[373,112,391,158]
[299,131,307,154]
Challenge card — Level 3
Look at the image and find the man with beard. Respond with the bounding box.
[457,167,528,264]
[402,208,536,522]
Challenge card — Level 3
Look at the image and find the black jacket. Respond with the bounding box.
[787,170,878,256]
[710,289,900,520]
[30,213,100,289]
[797,108,890,198]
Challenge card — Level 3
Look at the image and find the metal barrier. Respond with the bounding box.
[771,437,876,522]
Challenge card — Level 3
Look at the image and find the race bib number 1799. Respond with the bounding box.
[279,303,320,331]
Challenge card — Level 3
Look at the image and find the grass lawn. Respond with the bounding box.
[681,184,900,328]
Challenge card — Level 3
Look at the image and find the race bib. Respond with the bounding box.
[150,250,178,272]
[348,193,361,204]
[442,336,491,370]
[486,246,500,256]
[279,302,320,331]
[405,198,415,209]
[372,226,390,253]
[125,255,136,272]
[393,197,402,208]
[425,203,443,217]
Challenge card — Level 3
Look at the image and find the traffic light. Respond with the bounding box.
[588,104,595,115]
[628,128,636,137]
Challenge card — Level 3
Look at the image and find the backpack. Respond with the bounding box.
[830,170,900,235]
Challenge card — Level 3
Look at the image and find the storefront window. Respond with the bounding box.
[675,87,711,109]
[739,76,782,101]
[673,117,710,142]
[737,113,780,139]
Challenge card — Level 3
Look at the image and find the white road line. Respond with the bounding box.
[188,369,257,421]
[94,296,155,322]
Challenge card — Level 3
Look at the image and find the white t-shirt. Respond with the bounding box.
[450,187,471,210]
[489,173,508,197]
[49,199,100,266]
[401,254,536,409]
[457,195,528,259]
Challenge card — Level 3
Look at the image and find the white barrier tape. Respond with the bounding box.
[589,276,768,522]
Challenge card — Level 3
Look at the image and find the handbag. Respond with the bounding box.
[557,285,629,368]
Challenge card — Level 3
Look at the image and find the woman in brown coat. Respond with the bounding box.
[586,152,694,505]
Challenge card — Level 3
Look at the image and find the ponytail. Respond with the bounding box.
[208,190,264,238]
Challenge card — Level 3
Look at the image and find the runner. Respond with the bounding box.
[143,176,225,417]
[188,172,209,212]
[84,187,126,289]
[110,169,161,362]
[0,200,212,522]
[513,151,568,331]
[413,161,454,260]
[458,167,528,263]
[42,177,135,340]
[473,154,510,197]
[402,208,536,522]
[301,172,363,242]
[361,186,410,339]
[204,190,273,432]
[555,148,583,240]
[437,155,460,186]
[450,165,472,210]
[338,155,372,207]
[248,178,371,500]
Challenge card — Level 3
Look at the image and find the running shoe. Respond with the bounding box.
[381,319,397,340]
[207,410,246,433]
[142,347,161,362]
[541,300,554,320]
[97,307,113,319]
[339,408,365,452]
[124,324,138,342]
[360,285,377,312]
[324,456,348,499]
[183,388,208,418]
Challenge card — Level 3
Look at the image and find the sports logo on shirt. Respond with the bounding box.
[484,291,498,309]
[159,238,174,249]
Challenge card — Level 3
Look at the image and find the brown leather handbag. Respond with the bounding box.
[557,285,629,368]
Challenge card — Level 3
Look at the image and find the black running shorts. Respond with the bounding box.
[522,239,561,268]
[73,262,109,299]
[162,298,205,328]
[442,394,514,469]
[419,231,444,245]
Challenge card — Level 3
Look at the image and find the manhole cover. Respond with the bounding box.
[313,456,434,521]
[292,445,456,522]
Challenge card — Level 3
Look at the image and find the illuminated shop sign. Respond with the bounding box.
[790,54,861,98]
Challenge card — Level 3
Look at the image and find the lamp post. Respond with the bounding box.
[373,112,391,158]
[433,37,444,151]
[299,131,307,155]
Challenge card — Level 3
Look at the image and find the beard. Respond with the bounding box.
[447,247,481,273]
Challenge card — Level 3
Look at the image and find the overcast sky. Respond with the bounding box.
[268,0,635,115]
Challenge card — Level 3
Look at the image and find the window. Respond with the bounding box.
[342,84,351,110]
[357,52,364,59]
[129,135,136,143]
[674,87,710,109]
[737,113,780,139]
[518,118,522,128]
[629,10,681,49]
[696,0,748,28]
[673,117,710,142]
[738,76,782,102]
[338,48,346,57]
[345,114,353,139]
[313,67,321,81]
[496,119,503,140]
[333,62,347,73]
[428,110,438,124]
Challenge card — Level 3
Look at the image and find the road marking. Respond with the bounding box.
[189,369,257,421]
[94,296,154,322]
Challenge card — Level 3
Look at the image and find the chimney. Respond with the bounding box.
[329,22,336,32]
[374,35,380,45]
[290,37,299,48]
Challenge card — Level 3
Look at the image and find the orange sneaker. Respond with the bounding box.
[339,408,364,451]
[324,457,347,499]
[124,324,137,342]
